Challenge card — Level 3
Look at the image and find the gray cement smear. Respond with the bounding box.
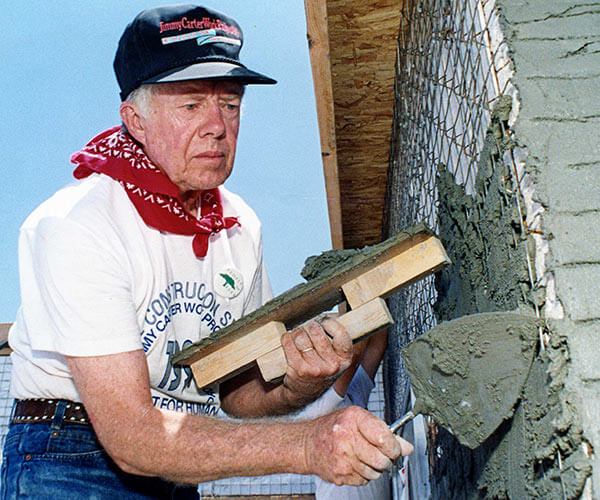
[300,248,363,281]
[431,97,590,498]
[402,312,539,450]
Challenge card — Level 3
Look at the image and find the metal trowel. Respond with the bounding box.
[390,311,541,449]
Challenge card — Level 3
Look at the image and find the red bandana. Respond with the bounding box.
[71,126,240,258]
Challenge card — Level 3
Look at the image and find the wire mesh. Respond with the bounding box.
[383,0,513,497]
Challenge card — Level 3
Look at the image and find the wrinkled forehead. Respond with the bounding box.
[153,79,245,98]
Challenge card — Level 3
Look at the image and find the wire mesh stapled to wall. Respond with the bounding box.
[383,0,514,496]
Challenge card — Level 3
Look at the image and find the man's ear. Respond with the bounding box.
[120,102,147,145]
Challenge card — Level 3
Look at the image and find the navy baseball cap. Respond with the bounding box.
[114,4,277,100]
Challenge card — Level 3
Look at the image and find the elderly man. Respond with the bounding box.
[1,5,412,498]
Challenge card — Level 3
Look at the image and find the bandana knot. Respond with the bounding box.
[71,126,240,258]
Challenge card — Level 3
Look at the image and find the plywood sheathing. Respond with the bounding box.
[305,0,402,249]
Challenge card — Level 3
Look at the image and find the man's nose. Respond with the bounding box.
[198,101,226,138]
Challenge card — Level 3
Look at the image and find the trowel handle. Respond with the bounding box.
[389,410,416,434]
[256,298,393,382]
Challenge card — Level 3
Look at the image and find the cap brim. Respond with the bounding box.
[144,61,276,85]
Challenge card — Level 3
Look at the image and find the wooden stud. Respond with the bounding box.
[304,0,344,250]
[322,0,403,248]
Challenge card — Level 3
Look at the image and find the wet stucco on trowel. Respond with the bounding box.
[402,312,539,450]
[426,2,599,493]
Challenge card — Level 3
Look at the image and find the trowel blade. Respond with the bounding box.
[402,311,540,449]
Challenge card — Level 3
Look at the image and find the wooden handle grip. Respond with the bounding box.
[256,297,393,382]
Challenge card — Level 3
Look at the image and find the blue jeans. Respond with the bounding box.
[1,401,198,499]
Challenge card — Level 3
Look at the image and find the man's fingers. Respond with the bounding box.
[357,413,413,460]
[289,325,327,371]
[352,418,396,473]
[304,321,336,360]
[320,318,353,360]
[396,435,414,457]
[292,327,313,352]
[352,460,383,481]
[281,331,303,367]
[356,444,393,473]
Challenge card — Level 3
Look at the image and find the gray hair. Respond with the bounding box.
[121,84,156,136]
[125,84,157,118]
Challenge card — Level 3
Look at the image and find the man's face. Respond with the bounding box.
[137,80,243,194]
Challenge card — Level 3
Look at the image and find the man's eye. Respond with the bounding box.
[224,103,240,112]
[185,103,197,110]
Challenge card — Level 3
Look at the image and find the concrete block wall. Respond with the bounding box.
[500,1,600,497]
[500,1,600,496]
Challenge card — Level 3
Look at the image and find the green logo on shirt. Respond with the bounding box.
[220,273,236,290]
[214,268,243,299]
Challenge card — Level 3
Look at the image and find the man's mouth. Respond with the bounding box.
[196,150,225,158]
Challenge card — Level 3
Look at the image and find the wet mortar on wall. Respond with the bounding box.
[430,98,590,498]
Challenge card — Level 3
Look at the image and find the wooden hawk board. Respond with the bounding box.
[173,223,450,388]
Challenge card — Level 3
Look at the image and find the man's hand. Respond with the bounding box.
[303,406,413,486]
[280,317,353,404]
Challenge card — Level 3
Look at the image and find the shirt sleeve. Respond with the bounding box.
[292,365,377,419]
[346,365,376,408]
[292,385,347,418]
[19,215,142,356]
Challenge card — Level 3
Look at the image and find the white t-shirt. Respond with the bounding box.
[9,174,272,415]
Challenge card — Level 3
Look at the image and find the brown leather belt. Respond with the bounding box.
[12,399,91,426]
